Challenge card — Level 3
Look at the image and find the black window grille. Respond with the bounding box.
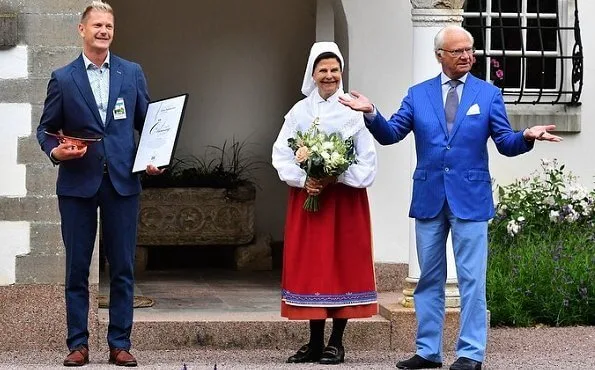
[463,0,583,105]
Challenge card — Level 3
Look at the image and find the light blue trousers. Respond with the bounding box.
[414,202,488,363]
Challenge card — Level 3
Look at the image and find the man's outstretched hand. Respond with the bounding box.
[523,125,563,142]
[339,90,375,114]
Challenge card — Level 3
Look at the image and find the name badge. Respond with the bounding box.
[113,97,127,120]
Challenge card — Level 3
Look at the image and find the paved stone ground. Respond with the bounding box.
[1,326,593,369]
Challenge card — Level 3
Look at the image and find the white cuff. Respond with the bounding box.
[363,106,377,122]
[49,148,61,165]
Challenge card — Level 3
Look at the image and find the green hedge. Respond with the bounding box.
[487,160,595,326]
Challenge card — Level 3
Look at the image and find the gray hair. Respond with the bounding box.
[81,1,113,23]
[434,25,474,55]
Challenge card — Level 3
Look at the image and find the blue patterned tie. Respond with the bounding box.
[445,80,462,134]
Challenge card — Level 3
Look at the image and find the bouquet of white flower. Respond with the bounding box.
[288,118,356,212]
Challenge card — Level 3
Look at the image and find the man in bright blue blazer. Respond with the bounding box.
[341,25,561,370]
[36,1,161,367]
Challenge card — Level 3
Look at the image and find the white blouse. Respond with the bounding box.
[272,89,377,188]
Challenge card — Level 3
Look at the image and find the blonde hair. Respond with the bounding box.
[81,1,113,23]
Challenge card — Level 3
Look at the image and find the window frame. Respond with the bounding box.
[462,0,583,106]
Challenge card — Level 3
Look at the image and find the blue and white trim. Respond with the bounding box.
[282,289,377,307]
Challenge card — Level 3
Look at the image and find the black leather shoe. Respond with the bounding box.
[287,344,323,363]
[449,357,482,370]
[319,345,345,365]
[396,354,442,369]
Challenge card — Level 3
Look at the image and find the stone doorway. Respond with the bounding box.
[108,0,318,252]
[98,0,351,313]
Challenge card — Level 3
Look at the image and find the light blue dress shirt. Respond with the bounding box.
[440,72,467,105]
[82,52,110,125]
[364,72,470,121]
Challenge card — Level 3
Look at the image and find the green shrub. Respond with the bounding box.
[488,159,595,326]
[141,138,259,189]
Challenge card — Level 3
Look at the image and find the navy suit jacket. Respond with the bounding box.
[37,54,150,197]
[367,73,534,221]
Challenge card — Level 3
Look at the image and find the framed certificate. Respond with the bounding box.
[132,93,189,173]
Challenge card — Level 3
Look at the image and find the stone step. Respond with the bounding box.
[379,292,461,352]
[96,293,462,352]
[99,312,391,351]
[0,284,463,352]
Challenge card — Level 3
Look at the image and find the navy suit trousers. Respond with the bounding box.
[59,172,139,350]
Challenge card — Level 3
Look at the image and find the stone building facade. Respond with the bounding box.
[0,0,591,349]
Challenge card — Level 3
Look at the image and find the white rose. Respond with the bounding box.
[322,142,334,151]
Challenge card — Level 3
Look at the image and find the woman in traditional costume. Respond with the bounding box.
[272,42,378,365]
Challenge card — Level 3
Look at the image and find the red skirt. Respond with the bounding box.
[281,183,377,320]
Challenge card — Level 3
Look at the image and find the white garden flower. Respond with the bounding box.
[566,184,588,201]
[564,207,579,223]
[507,220,521,236]
[494,160,595,235]
[549,210,560,223]
[543,196,556,206]
[540,158,557,171]
[579,200,593,216]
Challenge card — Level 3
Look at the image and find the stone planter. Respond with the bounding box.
[135,183,270,271]
[138,183,256,246]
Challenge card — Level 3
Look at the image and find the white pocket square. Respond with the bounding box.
[466,104,480,115]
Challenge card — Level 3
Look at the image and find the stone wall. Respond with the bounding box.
[0,0,89,286]
[0,0,96,350]
[0,0,412,350]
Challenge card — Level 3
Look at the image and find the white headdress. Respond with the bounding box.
[300,41,345,96]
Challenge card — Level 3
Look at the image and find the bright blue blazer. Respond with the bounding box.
[366,73,533,221]
[37,54,150,197]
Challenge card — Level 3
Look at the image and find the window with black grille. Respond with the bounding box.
[463,0,583,105]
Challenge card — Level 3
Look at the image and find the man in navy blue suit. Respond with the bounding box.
[341,25,561,370]
[37,1,162,366]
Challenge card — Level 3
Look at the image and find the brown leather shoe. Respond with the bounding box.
[63,346,89,366]
[109,349,138,367]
